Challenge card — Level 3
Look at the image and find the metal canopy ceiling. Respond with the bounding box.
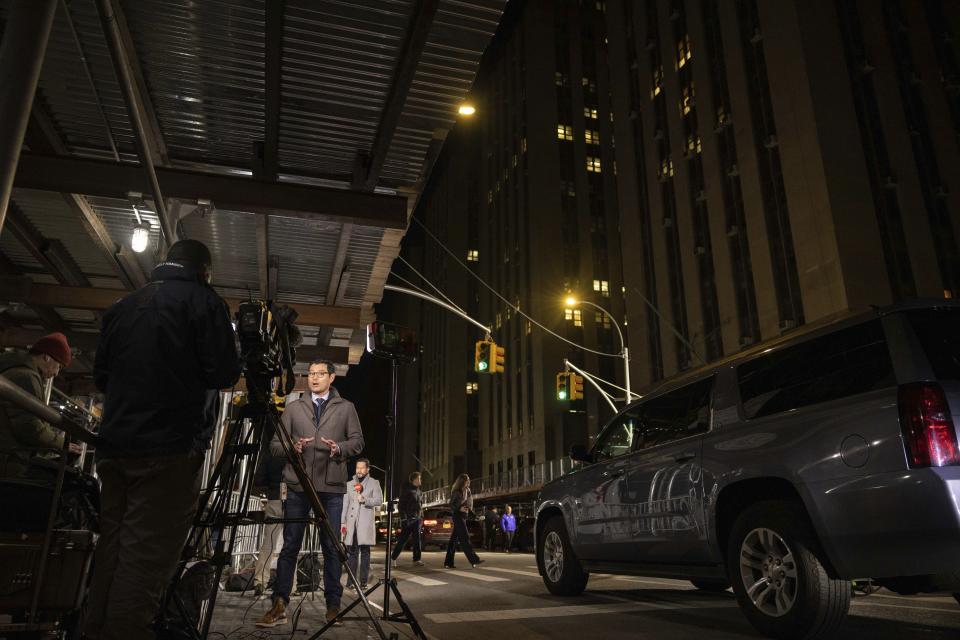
[0,0,504,378]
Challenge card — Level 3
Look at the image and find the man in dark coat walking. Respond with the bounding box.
[391,471,425,567]
[83,240,242,640]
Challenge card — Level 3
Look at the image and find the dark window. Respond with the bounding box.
[906,309,960,380]
[528,450,536,467]
[593,408,642,461]
[737,320,895,420]
[638,377,713,449]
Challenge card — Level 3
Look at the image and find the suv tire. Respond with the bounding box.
[953,593,960,607]
[539,515,588,596]
[727,501,850,640]
[690,579,731,592]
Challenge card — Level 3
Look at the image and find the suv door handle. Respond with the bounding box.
[601,470,624,479]
[674,452,697,464]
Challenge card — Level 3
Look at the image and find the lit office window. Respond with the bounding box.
[586,156,602,173]
[593,279,610,297]
[467,249,479,262]
[565,308,583,327]
[466,382,479,395]
[584,107,598,119]
[557,124,574,141]
[584,129,600,145]
[677,34,692,69]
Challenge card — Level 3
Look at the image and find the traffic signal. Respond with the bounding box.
[493,345,506,373]
[571,374,584,400]
[475,339,492,372]
[556,372,570,400]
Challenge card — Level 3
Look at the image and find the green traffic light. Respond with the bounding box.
[558,390,567,400]
[478,361,488,371]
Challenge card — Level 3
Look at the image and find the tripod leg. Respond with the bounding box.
[388,579,428,640]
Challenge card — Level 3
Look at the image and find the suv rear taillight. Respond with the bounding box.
[898,383,960,467]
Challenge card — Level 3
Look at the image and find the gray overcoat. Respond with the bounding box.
[269,387,365,494]
[341,473,383,546]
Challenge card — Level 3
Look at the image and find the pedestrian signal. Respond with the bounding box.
[493,345,506,373]
[571,374,584,400]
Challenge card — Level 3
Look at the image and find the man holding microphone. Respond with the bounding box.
[341,458,382,591]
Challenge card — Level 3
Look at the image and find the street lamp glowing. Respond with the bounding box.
[458,103,476,116]
[564,296,578,308]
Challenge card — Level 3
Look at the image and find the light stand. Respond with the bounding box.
[317,357,426,639]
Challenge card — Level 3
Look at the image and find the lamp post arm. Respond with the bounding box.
[577,300,625,351]
[384,284,492,336]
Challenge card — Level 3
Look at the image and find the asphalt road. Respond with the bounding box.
[213,546,960,640]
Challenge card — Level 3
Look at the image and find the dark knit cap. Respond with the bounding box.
[29,332,72,367]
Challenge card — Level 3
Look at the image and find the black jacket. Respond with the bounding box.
[94,261,241,458]
[397,481,423,519]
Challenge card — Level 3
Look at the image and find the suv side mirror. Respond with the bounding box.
[570,444,591,464]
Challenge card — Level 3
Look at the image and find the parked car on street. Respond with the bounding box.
[421,507,483,550]
[535,301,960,640]
[375,515,401,545]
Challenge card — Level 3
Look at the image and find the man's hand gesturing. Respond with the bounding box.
[294,436,314,454]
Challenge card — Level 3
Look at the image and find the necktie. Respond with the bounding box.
[314,397,326,423]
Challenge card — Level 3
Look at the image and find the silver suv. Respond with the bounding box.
[535,301,960,640]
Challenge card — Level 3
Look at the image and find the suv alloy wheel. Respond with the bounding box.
[728,501,850,639]
[539,515,589,596]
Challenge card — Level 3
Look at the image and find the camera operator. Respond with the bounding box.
[0,332,80,482]
[83,240,242,640]
[257,359,364,629]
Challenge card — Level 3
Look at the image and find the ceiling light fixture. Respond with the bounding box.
[458,103,476,116]
[132,221,151,253]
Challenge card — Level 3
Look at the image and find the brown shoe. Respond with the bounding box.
[255,599,287,627]
[326,605,342,627]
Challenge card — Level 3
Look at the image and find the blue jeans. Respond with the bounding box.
[391,518,422,562]
[273,490,343,607]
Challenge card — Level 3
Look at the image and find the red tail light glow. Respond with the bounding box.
[423,519,438,526]
[898,383,960,467]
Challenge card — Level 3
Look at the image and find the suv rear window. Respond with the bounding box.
[737,319,895,420]
[906,308,960,380]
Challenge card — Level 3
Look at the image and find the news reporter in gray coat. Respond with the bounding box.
[258,360,364,628]
[341,459,382,588]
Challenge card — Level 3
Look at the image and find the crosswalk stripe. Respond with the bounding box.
[435,569,509,583]
[392,571,447,587]
[425,599,737,624]
[484,567,541,578]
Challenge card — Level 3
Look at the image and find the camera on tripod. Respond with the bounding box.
[235,300,301,398]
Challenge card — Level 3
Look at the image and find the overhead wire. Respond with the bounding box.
[396,254,467,315]
[409,216,621,358]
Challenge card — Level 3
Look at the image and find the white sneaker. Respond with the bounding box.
[413,560,425,567]
[392,559,398,569]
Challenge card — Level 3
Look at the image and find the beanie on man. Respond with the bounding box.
[29,332,72,367]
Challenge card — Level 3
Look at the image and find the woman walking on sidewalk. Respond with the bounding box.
[443,474,483,569]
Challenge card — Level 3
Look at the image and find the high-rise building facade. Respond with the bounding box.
[396,0,960,491]
[609,0,960,388]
